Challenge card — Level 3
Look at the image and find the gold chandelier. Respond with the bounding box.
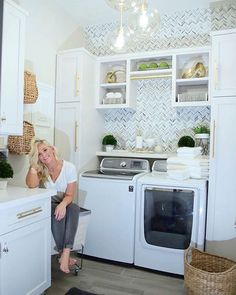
[105,0,161,53]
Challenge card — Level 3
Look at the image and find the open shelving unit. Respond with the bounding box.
[172,48,210,107]
[95,47,210,109]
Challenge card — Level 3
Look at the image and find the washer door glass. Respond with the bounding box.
[144,188,194,250]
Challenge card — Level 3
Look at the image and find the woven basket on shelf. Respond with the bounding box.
[184,247,236,295]
[24,71,38,104]
[8,121,35,155]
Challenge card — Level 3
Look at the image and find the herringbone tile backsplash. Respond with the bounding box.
[85,3,236,152]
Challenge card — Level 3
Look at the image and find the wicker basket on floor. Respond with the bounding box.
[8,121,35,155]
[24,71,38,104]
[184,247,236,295]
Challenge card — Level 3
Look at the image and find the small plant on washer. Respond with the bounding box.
[102,134,117,146]
[0,161,14,178]
[193,125,210,134]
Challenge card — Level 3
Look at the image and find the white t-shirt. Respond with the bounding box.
[44,160,77,202]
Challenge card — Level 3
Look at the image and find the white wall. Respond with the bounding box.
[18,0,85,85]
[9,0,85,186]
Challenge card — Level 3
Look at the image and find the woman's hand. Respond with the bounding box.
[54,182,76,221]
[54,202,67,221]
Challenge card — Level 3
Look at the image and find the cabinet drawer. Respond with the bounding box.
[0,197,51,235]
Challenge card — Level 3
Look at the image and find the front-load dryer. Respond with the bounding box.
[134,168,207,275]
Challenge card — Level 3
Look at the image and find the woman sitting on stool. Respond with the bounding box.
[26,138,80,274]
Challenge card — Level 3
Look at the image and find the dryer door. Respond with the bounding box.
[135,183,206,274]
[142,187,195,250]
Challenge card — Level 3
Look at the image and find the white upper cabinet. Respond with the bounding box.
[55,49,104,173]
[172,47,210,107]
[207,97,236,241]
[0,0,26,135]
[211,29,236,97]
[56,51,82,103]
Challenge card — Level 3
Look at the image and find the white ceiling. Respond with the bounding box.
[54,0,222,27]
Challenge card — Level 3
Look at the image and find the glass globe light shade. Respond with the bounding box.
[107,25,132,53]
[128,5,160,40]
[105,0,140,11]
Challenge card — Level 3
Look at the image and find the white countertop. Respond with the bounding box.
[0,185,56,208]
[96,150,175,159]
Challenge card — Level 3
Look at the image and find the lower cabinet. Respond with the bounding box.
[0,218,51,295]
[0,187,53,295]
[206,97,236,259]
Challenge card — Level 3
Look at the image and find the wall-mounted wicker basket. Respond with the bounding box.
[8,121,35,155]
[184,247,236,295]
[24,71,38,104]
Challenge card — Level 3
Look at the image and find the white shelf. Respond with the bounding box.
[100,82,126,88]
[96,150,173,159]
[176,77,209,86]
[172,101,210,107]
[96,103,131,109]
[130,68,172,79]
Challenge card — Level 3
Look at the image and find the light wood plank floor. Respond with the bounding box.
[46,254,187,295]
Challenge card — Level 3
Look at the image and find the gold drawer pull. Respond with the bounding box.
[17,207,43,219]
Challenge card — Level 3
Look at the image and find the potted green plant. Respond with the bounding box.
[178,136,195,147]
[0,160,14,189]
[102,134,117,152]
[193,125,210,135]
[193,125,210,155]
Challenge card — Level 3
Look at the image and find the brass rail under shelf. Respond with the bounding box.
[130,74,172,80]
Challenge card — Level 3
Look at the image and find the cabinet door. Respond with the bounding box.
[55,102,80,169]
[0,218,51,295]
[0,1,26,135]
[207,98,236,241]
[211,30,236,97]
[56,53,82,103]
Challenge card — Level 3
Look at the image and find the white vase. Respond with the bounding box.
[0,179,8,189]
[105,145,114,152]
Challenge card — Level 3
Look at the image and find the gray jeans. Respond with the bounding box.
[51,201,80,252]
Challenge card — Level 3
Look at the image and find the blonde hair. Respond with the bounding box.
[29,138,60,182]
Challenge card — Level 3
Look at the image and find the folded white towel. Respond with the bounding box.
[106,92,114,98]
[114,92,122,98]
[177,152,202,159]
[177,147,202,154]
[167,156,209,167]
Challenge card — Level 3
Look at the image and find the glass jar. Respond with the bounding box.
[195,133,209,155]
